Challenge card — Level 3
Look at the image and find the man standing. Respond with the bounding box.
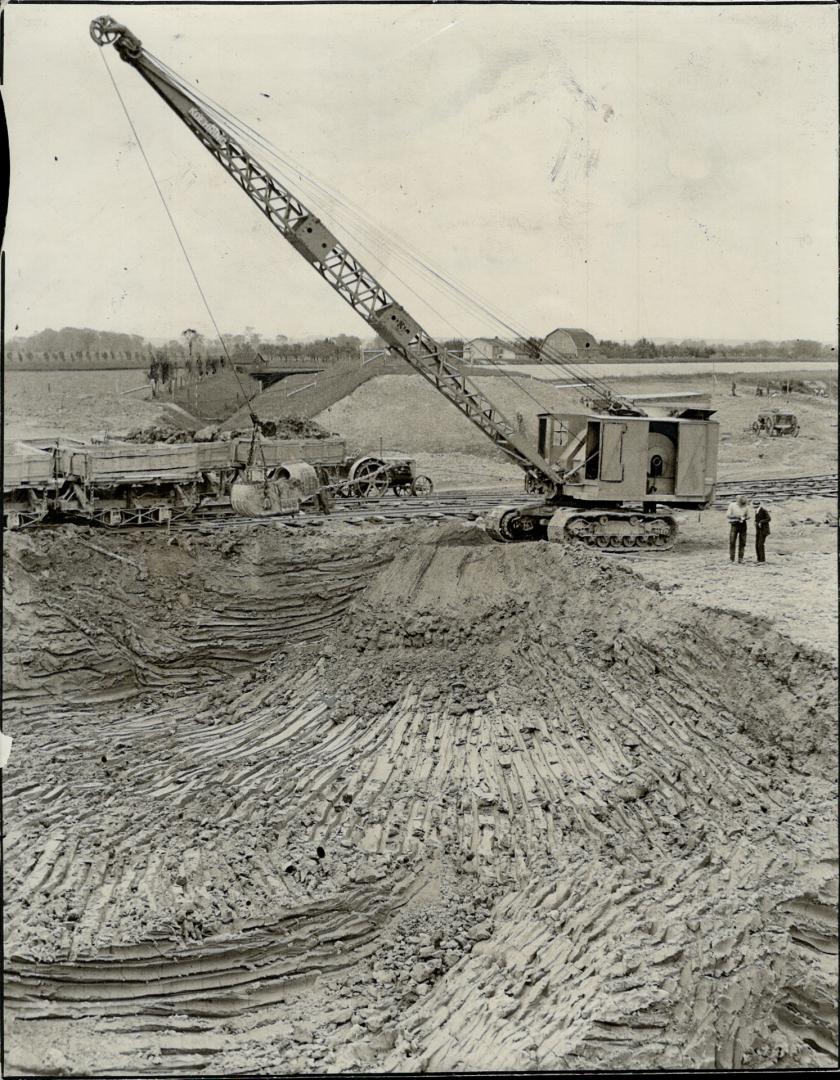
[726,494,750,564]
[755,502,771,564]
[315,486,334,515]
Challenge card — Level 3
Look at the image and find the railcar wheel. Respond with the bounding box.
[411,475,434,496]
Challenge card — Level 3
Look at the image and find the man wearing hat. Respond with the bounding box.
[754,501,771,564]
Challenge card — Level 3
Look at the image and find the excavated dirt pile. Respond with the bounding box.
[122,417,333,443]
[3,524,385,705]
[3,522,837,1074]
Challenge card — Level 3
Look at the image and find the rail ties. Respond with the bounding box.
[714,474,837,506]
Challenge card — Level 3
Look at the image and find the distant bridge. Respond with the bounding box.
[241,364,327,390]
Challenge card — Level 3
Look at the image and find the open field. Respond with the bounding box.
[502,360,837,380]
[3,370,170,442]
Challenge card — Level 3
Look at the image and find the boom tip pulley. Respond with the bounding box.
[90,16,143,61]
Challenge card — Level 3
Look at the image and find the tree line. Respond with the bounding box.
[595,338,834,359]
[5,327,833,367]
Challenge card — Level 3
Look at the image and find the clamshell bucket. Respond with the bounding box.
[275,462,320,500]
[229,463,319,517]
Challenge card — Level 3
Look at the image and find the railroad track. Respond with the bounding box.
[713,473,837,504]
[174,489,534,532]
[9,475,835,534]
[173,474,836,532]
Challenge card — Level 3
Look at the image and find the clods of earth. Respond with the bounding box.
[3,518,837,1074]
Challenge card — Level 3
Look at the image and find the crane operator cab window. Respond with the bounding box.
[646,422,676,495]
[584,422,601,480]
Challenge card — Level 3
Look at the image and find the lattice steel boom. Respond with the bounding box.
[91,16,561,489]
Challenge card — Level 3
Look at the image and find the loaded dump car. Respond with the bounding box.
[2,436,344,528]
[2,437,432,528]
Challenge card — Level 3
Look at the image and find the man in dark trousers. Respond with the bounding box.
[755,502,771,564]
[726,494,750,564]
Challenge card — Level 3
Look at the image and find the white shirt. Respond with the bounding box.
[726,500,750,523]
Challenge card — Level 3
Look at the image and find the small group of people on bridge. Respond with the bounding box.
[148,352,226,396]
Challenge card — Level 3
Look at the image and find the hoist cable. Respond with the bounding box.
[193,73,608,396]
[150,52,621,403]
[157,58,613,405]
[146,54,561,421]
[107,46,555,456]
[99,49,268,463]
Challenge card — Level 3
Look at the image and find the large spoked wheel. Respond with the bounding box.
[411,475,434,497]
[352,460,390,498]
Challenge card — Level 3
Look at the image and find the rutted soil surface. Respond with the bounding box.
[3,525,385,705]
[3,522,837,1074]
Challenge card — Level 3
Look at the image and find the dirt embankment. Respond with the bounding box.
[3,523,837,1074]
[310,371,837,479]
[2,525,387,706]
[625,498,838,655]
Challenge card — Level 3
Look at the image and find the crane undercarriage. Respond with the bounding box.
[484,503,677,549]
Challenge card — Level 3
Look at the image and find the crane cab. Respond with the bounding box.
[537,407,719,510]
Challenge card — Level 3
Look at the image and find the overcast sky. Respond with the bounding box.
[4,1,837,345]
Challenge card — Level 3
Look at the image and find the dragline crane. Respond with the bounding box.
[91,16,719,550]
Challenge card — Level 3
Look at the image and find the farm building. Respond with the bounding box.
[540,327,601,361]
[463,337,529,363]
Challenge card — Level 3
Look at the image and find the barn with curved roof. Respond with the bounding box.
[540,328,600,361]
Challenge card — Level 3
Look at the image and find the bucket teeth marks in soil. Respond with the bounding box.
[3,522,836,1071]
